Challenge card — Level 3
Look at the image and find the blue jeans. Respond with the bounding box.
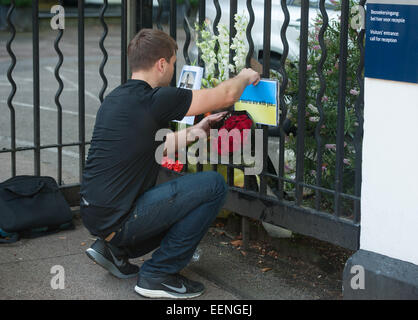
[108,171,228,279]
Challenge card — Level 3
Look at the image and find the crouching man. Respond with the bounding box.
[80,28,260,299]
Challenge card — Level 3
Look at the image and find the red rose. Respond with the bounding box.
[217,134,230,155]
[162,156,184,172]
[212,113,253,155]
[173,161,183,172]
[223,121,235,130]
[233,115,247,121]
[242,129,250,145]
[242,119,253,129]
[234,122,246,130]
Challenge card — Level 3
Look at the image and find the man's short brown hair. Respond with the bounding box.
[128,29,178,72]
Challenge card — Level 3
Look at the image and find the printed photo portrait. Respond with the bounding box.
[179,71,196,89]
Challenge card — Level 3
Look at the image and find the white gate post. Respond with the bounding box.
[343,0,418,299]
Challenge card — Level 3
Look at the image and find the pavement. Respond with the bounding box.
[0,214,238,300]
[0,210,348,300]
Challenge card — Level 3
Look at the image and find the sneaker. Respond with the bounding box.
[86,239,139,279]
[135,273,205,299]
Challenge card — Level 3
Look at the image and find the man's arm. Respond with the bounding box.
[162,68,260,157]
[185,68,260,117]
[163,112,228,156]
[162,126,200,157]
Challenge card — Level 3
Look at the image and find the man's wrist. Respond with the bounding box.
[187,126,206,144]
[236,72,251,86]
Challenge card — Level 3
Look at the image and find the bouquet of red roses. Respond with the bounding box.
[211,111,254,156]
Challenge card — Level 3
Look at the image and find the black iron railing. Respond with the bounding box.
[2,0,365,250]
[155,0,365,250]
[5,1,16,178]
[53,0,64,185]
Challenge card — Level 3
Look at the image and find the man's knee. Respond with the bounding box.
[204,171,228,197]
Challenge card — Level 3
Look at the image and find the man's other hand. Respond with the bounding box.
[194,111,229,136]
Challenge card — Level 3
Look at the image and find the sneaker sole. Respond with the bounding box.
[134,285,204,299]
[86,248,138,279]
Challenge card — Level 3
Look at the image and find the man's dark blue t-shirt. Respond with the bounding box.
[80,79,192,237]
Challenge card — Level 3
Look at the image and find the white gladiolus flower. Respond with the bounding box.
[231,13,249,73]
[217,23,231,81]
[195,13,249,88]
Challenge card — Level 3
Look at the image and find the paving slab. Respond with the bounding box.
[0,213,344,300]
[0,215,237,300]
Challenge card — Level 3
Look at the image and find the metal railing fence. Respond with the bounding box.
[2,0,365,250]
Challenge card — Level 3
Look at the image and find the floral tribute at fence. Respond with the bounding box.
[214,113,253,156]
[193,1,363,217]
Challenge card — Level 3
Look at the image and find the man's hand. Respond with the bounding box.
[164,112,228,157]
[237,68,261,86]
[193,111,229,137]
[186,68,261,117]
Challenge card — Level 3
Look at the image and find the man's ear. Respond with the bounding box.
[156,58,166,73]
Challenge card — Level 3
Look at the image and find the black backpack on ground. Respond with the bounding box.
[0,175,74,243]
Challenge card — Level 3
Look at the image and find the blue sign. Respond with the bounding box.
[239,80,277,105]
[365,1,418,84]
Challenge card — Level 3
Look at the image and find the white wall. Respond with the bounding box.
[361,78,418,265]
